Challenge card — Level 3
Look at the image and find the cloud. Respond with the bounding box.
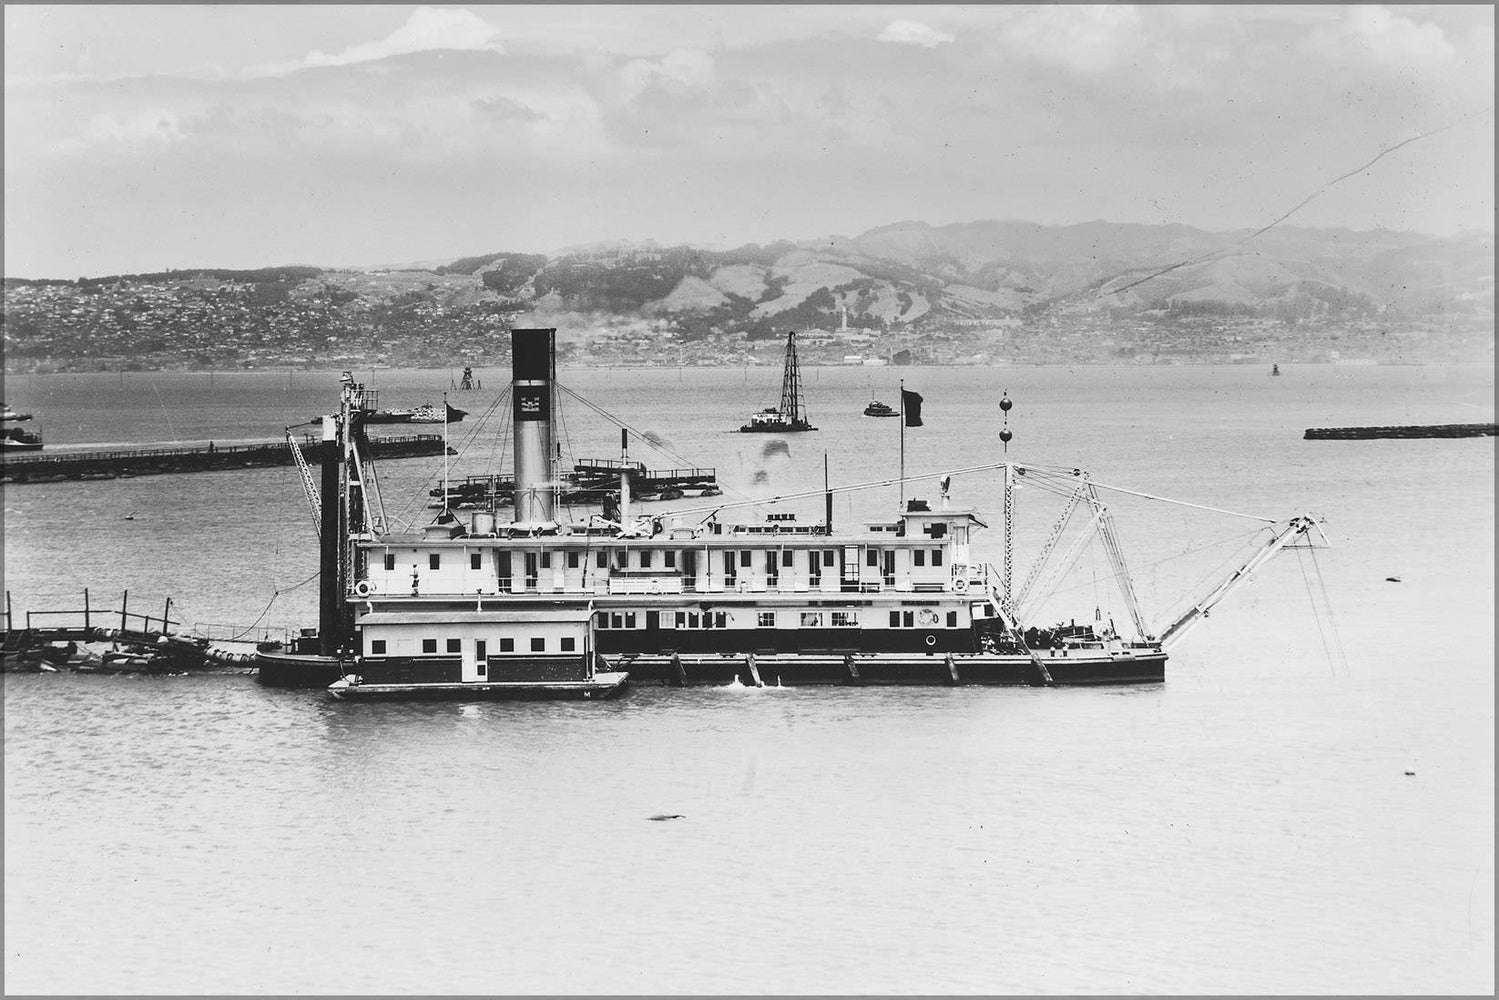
[296,8,501,72]
[1342,5,1455,68]
[619,49,715,101]
[877,20,955,49]
[1002,5,1144,74]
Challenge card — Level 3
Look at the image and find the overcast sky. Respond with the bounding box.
[4,4,1493,278]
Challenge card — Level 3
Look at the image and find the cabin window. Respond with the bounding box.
[422,638,437,654]
[383,553,395,571]
[429,553,441,570]
[832,611,859,627]
[500,638,515,652]
[800,612,824,628]
[446,638,461,653]
[371,639,387,654]
[596,551,608,569]
[714,612,728,629]
[947,611,958,627]
[903,611,915,628]
[889,611,900,628]
[531,637,545,652]
[740,550,752,567]
[561,637,576,652]
[932,549,943,566]
[609,613,624,629]
[665,550,677,568]
[914,550,926,566]
[625,612,636,629]
[758,611,776,627]
[866,549,879,567]
[470,553,482,570]
[640,551,653,568]
[476,640,487,675]
[782,550,793,566]
[823,550,835,566]
[540,552,551,569]
[567,551,580,568]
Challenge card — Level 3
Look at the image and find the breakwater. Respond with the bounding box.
[1304,423,1497,440]
[0,434,452,483]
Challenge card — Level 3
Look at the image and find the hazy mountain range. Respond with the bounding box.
[3,219,1492,369]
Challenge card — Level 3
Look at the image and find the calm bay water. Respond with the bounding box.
[4,363,1494,994]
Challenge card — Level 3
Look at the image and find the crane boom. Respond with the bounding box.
[287,429,321,539]
[1157,515,1325,648]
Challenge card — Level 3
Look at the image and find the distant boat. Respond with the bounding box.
[739,332,816,432]
[2,425,44,451]
[451,367,482,390]
[863,400,898,418]
[2,403,34,422]
[1271,364,1282,376]
[365,402,466,424]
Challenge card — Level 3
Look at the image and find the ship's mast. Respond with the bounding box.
[779,331,804,423]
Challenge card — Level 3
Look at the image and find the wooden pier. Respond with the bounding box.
[0,434,452,484]
[1,589,283,673]
[1304,423,1497,440]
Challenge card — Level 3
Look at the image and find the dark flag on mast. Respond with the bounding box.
[901,389,924,427]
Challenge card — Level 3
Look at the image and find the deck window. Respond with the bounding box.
[640,550,652,568]
[758,611,776,627]
[832,611,858,627]
[446,638,460,653]
[500,638,515,652]
[531,637,545,652]
[903,611,914,628]
[383,553,395,571]
[422,638,437,654]
[932,549,943,566]
[371,639,387,654]
[429,553,440,570]
[561,637,576,652]
[889,611,900,627]
[470,553,482,570]
[625,612,636,629]
[866,549,879,567]
[800,612,824,627]
[567,551,580,568]
[596,552,608,568]
[947,611,958,627]
[665,550,677,568]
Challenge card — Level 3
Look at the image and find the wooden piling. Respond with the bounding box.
[845,653,861,683]
[945,653,959,685]
[746,652,764,688]
[670,652,687,687]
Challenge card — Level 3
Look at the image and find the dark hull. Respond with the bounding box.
[255,651,348,688]
[738,423,816,433]
[608,651,1165,687]
[328,673,629,701]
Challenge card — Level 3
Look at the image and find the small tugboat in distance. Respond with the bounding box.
[863,400,898,418]
[364,402,467,424]
[1271,363,1282,376]
[739,331,816,432]
[2,404,43,451]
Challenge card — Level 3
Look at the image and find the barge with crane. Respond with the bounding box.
[256,328,1328,698]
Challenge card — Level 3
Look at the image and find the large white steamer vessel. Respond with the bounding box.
[257,328,1326,699]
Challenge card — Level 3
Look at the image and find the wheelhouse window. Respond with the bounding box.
[446,638,460,653]
[371,639,387,654]
[561,637,576,652]
[383,553,395,571]
[530,637,545,652]
[500,638,515,652]
[422,638,437,654]
[470,553,481,570]
[428,553,441,570]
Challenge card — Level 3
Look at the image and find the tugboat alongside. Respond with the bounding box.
[258,328,1328,696]
[740,332,816,432]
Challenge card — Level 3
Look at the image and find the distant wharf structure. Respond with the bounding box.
[1303,423,1497,440]
[0,434,451,484]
